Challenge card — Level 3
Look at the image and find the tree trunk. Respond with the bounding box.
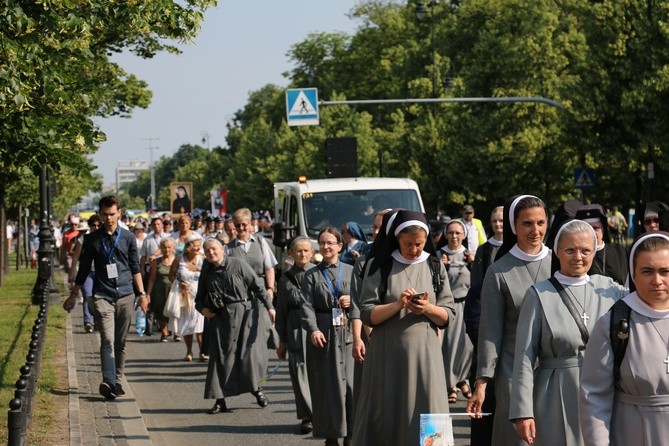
[0,184,6,285]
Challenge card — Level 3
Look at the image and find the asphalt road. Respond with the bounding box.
[125,331,471,446]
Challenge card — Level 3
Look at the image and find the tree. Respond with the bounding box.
[114,0,669,220]
[0,0,216,196]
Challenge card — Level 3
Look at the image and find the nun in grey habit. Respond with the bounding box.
[353,210,455,446]
[467,195,552,446]
[195,238,274,413]
[580,232,669,445]
[510,219,626,445]
[301,227,356,446]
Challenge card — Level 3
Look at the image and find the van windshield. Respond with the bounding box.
[302,189,422,239]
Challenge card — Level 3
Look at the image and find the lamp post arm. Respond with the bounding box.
[319,96,566,110]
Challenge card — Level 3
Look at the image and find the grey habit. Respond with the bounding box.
[441,248,474,391]
[275,263,314,420]
[477,250,551,446]
[194,256,273,399]
[353,258,456,446]
[349,253,370,410]
[580,292,669,446]
[226,236,276,372]
[510,274,626,445]
[301,260,356,439]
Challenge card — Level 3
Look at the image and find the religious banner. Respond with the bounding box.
[210,188,227,216]
[170,182,193,216]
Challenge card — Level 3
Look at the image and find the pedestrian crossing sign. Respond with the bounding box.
[574,168,596,190]
[286,88,319,126]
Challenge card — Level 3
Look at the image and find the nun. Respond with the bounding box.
[510,219,626,445]
[438,219,475,402]
[195,238,275,414]
[465,205,503,446]
[301,227,356,446]
[466,195,552,446]
[575,204,627,285]
[354,210,455,446]
[634,200,669,236]
[580,232,669,445]
[340,221,367,265]
[471,206,504,286]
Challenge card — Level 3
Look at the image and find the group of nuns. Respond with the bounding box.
[280,195,669,446]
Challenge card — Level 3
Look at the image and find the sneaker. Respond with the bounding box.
[173,335,182,342]
[99,382,117,400]
[115,383,125,397]
[84,323,93,333]
[160,335,168,343]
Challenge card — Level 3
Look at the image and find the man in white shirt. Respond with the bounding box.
[461,204,487,256]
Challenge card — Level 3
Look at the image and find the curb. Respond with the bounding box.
[66,309,154,445]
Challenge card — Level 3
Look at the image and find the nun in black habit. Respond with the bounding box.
[574,203,627,285]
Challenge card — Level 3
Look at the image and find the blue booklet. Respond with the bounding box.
[419,414,454,446]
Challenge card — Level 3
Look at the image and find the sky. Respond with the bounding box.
[93,1,361,187]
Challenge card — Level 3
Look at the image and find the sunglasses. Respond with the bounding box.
[644,217,660,225]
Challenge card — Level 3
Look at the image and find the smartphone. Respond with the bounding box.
[410,293,424,303]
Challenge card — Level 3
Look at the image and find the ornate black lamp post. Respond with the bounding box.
[31,166,53,305]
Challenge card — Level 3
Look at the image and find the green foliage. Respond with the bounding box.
[0,0,217,219]
[118,0,669,218]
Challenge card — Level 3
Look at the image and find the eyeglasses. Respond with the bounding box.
[645,217,660,225]
[562,248,593,257]
[318,241,340,247]
[234,222,249,229]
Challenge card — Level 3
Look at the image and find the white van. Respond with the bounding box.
[272,177,425,271]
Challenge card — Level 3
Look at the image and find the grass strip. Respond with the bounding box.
[0,264,68,445]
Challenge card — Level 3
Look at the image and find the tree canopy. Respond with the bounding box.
[10,0,669,223]
[0,0,216,216]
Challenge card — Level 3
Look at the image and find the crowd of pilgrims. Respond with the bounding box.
[66,197,669,446]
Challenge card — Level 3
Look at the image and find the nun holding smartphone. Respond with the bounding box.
[353,210,455,446]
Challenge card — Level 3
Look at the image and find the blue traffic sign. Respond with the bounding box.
[286,88,319,126]
[574,168,596,190]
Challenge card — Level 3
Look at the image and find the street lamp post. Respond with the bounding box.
[201,131,211,150]
[415,1,438,98]
[143,137,159,211]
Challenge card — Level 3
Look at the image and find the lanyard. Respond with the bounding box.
[101,230,121,263]
[319,262,342,303]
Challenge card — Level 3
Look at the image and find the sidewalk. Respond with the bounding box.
[66,306,153,446]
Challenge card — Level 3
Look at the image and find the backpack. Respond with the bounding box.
[377,255,443,303]
[609,299,632,390]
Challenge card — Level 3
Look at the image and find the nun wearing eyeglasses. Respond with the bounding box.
[510,219,626,445]
[634,200,669,235]
[353,210,455,446]
[437,219,475,403]
[301,227,356,446]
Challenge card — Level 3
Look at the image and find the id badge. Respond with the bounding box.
[332,308,344,326]
[106,263,119,279]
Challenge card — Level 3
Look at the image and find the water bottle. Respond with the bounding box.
[135,307,146,336]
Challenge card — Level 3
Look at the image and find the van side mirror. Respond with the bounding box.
[273,222,287,248]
